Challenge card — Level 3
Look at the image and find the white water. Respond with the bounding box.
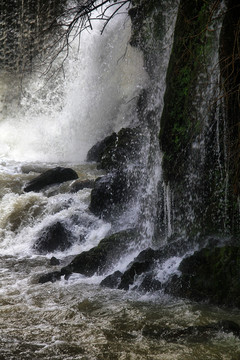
[0,3,149,265]
[0,4,148,163]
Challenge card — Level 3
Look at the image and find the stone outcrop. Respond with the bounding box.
[88,127,143,221]
[165,245,240,307]
[61,229,137,277]
[86,133,117,163]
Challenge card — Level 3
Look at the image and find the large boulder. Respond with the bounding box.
[100,127,142,171]
[165,246,240,307]
[33,221,72,254]
[89,171,132,220]
[87,127,143,221]
[61,229,137,277]
[86,133,117,163]
[24,167,78,192]
[86,128,142,171]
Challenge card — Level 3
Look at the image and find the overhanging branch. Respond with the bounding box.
[40,0,131,76]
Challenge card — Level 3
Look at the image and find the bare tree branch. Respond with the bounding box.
[40,0,131,76]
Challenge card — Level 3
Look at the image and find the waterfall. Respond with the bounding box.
[1,1,240,359]
[0,1,147,163]
[0,2,150,260]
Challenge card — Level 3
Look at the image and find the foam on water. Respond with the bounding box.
[0,186,111,257]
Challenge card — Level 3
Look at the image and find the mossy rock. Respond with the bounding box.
[166,246,240,307]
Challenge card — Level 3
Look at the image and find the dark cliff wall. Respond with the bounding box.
[219,0,240,231]
[131,0,240,238]
[160,0,229,237]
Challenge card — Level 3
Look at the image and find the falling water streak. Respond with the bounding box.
[138,1,179,246]
[165,183,172,237]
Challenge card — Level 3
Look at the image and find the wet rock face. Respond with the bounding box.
[86,128,142,171]
[118,261,152,291]
[33,221,72,254]
[61,229,137,277]
[88,127,143,221]
[165,246,240,308]
[86,133,117,163]
[99,127,142,171]
[24,167,78,192]
[89,171,132,221]
[100,271,123,289]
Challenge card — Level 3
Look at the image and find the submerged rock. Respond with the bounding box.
[118,260,152,290]
[38,271,62,284]
[24,166,78,192]
[50,256,60,266]
[70,179,95,193]
[61,229,137,277]
[33,221,72,254]
[165,246,240,307]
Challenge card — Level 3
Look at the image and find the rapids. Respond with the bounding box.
[0,1,240,359]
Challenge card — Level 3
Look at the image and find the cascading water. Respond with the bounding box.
[0,4,147,163]
[1,1,240,359]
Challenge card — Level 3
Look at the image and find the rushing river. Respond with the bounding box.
[1,163,240,360]
[1,1,240,359]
